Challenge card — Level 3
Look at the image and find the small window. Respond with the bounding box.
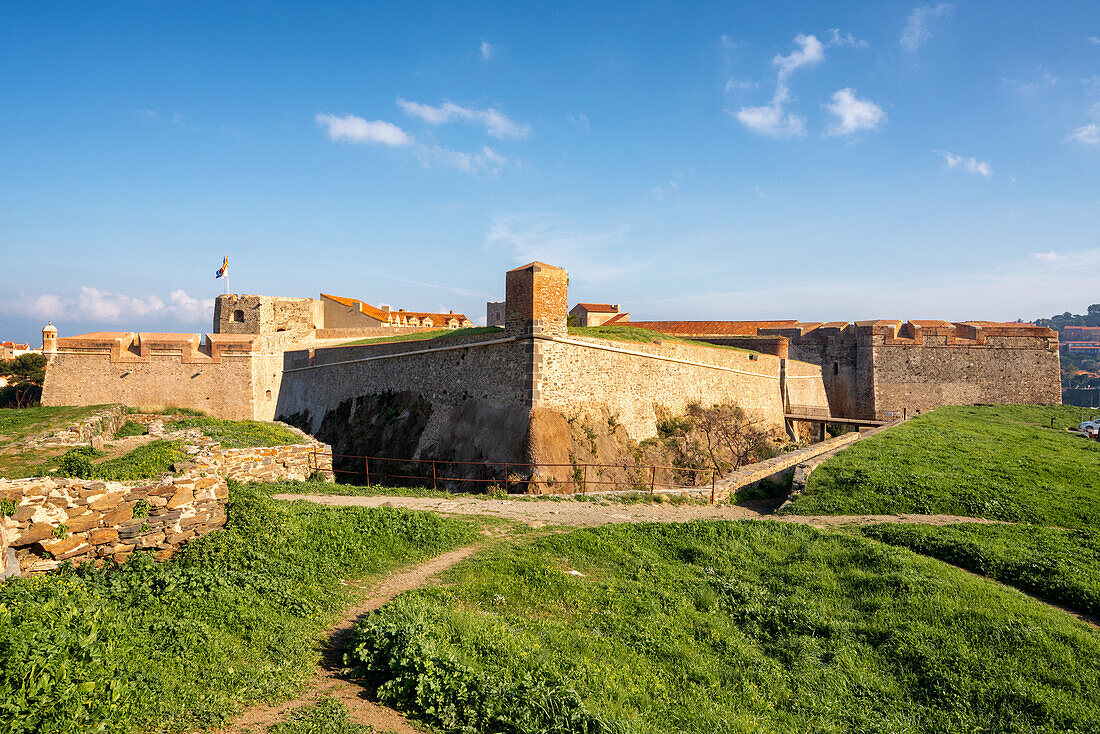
[232,309,245,322]
[265,389,272,399]
[276,328,286,332]
[833,361,840,376]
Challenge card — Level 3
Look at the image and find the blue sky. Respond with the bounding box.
[2,1,1099,344]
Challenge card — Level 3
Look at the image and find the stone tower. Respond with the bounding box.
[504,262,568,337]
[42,322,57,353]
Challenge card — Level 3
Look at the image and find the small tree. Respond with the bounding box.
[685,402,771,473]
[0,353,47,408]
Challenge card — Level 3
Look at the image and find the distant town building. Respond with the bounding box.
[569,303,630,327]
[1064,342,1100,356]
[1064,326,1100,343]
[486,301,505,328]
[0,342,36,360]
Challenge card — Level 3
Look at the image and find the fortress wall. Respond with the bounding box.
[42,338,257,419]
[784,357,831,408]
[534,337,828,440]
[275,337,532,463]
[787,341,873,417]
[870,343,1062,415]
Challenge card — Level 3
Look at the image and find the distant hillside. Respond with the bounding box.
[1034,304,1100,390]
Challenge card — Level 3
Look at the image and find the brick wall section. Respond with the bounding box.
[0,471,228,573]
[505,262,568,337]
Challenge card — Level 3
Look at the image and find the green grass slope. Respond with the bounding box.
[862,523,1100,618]
[346,521,1100,734]
[165,416,303,448]
[0,484,476,733]
[784,405,1100,526]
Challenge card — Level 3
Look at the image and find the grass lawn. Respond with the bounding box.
[340,324,756,354]
[861,522,1100,618]
[165,416,304,448]
[0,483,477,733]
[0,406,111,478]
[0,405,107,444]
[346,520,1100,734]
[783,405,1100,527]
[568,325,753,352]
[341,326,503,347]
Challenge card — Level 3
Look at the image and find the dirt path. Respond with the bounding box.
[222,545,480,734]
[272,493,1002,530]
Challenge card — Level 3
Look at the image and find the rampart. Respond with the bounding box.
[41,332,263,419]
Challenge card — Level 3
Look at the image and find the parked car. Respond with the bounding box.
[1079,419,1100,437]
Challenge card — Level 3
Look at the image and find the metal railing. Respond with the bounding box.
[309,451,719,501]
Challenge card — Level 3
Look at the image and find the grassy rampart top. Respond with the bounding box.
[784,404,1100,527]
[340,324,755,353]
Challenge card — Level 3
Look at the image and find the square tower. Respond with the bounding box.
[505,262,569,337]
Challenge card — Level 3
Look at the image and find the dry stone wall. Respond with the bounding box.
[18,405,128,451]
[0,471,227,573]
[0,416,332,575]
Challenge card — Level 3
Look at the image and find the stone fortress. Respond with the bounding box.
[39,262,1060,484]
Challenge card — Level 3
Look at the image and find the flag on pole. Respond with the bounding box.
[215,256,228,279]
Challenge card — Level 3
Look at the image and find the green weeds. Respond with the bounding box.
[269,697,379,733]
[165,417,303,448]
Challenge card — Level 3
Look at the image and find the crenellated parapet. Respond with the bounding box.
[52,332,260,364]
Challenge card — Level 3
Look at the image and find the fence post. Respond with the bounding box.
[582,464,587,495]
[710,470,716,505]
[650,465,656,494]
[504,463,509,494]
[432,460,437,490]
[364,456,370,487]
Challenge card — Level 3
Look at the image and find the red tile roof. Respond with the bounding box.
[321,293,471,326]
[574,303,619,313]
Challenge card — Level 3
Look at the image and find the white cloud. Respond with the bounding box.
[827,28,868,48]
[825,88,886,136]
[0,288,215,326]
[900,3,953,53]
[725,78,757,92]
[314,113,412,146]
[1067,123,1100,145]
[566,112,590,130]
[1001,72,1058,95]
[935,149,992,178]
[417,144,506,174]
[733,34,823,138]
[735,104,807,138]
[480,40,493,60]
[397,99,531,139]
[772,33,825,82]
[1090,36,1100,45]
[1032,251,1063,262]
